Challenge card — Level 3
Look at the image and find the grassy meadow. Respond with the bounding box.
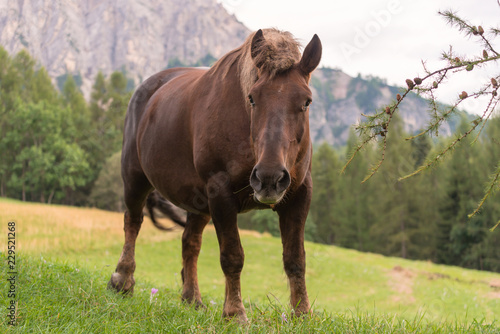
[1,198,499,332]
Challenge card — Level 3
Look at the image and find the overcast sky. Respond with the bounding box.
[219,0,500,113]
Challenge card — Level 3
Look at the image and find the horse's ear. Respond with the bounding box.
[299,34,322,75]
[251,29,266,68]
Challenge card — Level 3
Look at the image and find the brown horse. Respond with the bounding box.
[108,28,322,322]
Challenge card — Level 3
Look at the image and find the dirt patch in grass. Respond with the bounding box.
[489,279,500,299]
[388,265,416,303]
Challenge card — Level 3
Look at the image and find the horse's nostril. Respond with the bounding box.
[250,168,262,192]
[276,171,285,183]
[276,169,291,193]
[250,166,290,195]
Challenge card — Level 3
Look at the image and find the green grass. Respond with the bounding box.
[1,255,498,333]
[1,198,499,332]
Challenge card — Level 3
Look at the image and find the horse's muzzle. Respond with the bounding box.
[249,166,291,204]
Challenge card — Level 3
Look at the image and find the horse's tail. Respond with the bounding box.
[146,191,186,230]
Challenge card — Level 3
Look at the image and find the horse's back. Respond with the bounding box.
[123,67,209,212]
[124,68,205,144]
[121,68,206,182]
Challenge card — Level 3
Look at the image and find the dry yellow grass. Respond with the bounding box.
[0,200,184,253]
[0,199,264,254]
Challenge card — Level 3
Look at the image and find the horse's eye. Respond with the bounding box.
[302,99,312,111]
[248,95,255,107]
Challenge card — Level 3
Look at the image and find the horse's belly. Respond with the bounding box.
[139,125,209,213]
[137,91,209,213]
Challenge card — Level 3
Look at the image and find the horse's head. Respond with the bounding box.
[247,30,322,205]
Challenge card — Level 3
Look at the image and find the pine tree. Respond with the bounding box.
[31,67,59,105]
[367,114,439,259]
[465,116,500,271]
[11,50,35,102]
[336,129,375,251]
[89,71,132,170]
[89,151,124,211]
[436,115,490,268]
[310,142,341,244]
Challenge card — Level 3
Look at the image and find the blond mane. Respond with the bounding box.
[208,29,302,99]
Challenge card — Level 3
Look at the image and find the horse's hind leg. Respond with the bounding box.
[108,171,152,295]
[181,213,210,307]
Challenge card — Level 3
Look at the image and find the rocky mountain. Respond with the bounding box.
[0,0,453,146]
[0,0,249,97]
[308,68,454,146]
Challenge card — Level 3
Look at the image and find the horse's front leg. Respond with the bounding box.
[276,175,312,315]
[206,173,247,323]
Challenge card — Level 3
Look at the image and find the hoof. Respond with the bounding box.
[292,307,312,317]
[193,300,207,310]
[182,296,206,309]
[223,309,248,324]
[107,272,135,295]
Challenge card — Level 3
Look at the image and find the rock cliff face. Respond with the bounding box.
[308,68,453,146]
[0,0,453,145]
[0,0,249,97]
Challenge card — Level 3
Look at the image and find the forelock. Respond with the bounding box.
[239,29,302,97]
